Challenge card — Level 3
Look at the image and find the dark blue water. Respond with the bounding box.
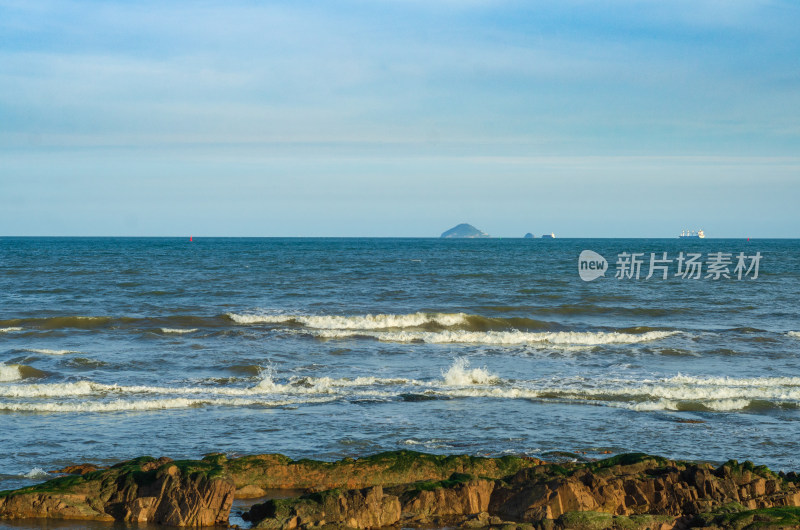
[1,237,799,504]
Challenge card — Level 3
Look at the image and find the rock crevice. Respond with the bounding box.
[3,451,800,528]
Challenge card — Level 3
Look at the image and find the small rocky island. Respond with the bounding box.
[2,451,800,528]
[440,224,490,238]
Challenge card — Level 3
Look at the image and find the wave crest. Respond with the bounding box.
[442,358,498,385]
[313,329,677,346]
[227,311,468,329]
[4,368,796,415]
[24,467,50,479]
[0,364,46,382]
[0,397,335,413]
[21,348,80,355]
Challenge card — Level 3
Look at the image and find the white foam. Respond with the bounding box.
[24,467,50,479]
[160,328,198,334]
[788,331,800,339]
[2,367,794,415]
[227,311,468,329]
[314,329,677,346]
[401,439,452,449]
[0,327,23,333]
[705,399,752,411]
[516,373,800,403]
[431,387,542,399]
[0,364,23,382]
[0,374,410,399]
[0,381,99,398]
[425,371,800,411]
[659,373,800,388]
[252,366,279,392]
[442,358,498,385]
[627,399,681,411]
[0,396,335,413]
[22,348,80,355]
[625,398,752,412]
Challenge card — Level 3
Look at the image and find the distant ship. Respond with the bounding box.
[679,229,705,239]
[541,232,556,239]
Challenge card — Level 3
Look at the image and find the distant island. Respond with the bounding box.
[440,223,490,238]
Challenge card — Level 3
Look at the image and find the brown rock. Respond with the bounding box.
[7,451,800,529]
[250,485,401,529]
[1,456,233,526]
[490,455,800,525]
[141,456,174,472]
[400,478,495,519]
[51,463,102,475]
[226,450,540,493]
[236,484,268,498]
[245,453,800,529]
[0,492,111,521]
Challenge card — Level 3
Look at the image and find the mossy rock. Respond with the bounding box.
[720,459,779,480]
[556,511,615,529]
[170,458,225,479]
[584,453,671,474]
[226,453,293,474]
[556,511,674,530]
[694,506,800,529]
[356,450,448,472]
[1,455,227,502]
[0,473,90,497]
[401,472,475,495]
[545,463,574,477]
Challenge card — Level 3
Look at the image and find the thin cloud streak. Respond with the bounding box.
[0,0,798,236]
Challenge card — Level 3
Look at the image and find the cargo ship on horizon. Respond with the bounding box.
[679,229,705,239]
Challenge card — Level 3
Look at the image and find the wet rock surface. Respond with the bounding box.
[1,455,234,526]
[3,451,800,528]
[244,454,800,529]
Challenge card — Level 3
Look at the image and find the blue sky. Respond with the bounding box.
[1,0,799,237]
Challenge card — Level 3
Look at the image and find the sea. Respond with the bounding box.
[0,237,798,526]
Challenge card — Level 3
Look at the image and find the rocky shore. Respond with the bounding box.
[2,451,800,529]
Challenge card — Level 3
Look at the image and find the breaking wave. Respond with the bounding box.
[0,327,23,333]
[401,439,453,449]
[625,398,754,412]
[2,362,796,414]
[312,329,677,346]
[788,331,800,339]
[0,365,24,383]
[0,397,335,413]
[24,467,50,479]
[442,358,498,385]
[160,328,198,334]
[0,372,408,400]
[0,364,46,382]
[226,311,469,329]
[21,348,80,355]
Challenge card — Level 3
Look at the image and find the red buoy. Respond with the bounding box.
[190,236,193,242]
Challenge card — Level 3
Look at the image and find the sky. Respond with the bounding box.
[1,0,799,237]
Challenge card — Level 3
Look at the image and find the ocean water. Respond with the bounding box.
[1,237,799,519]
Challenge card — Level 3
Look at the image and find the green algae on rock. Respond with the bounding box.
[245,454,800,529]
[3,451,800,528]
[0,455,234,526]
[226,450,542,498]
